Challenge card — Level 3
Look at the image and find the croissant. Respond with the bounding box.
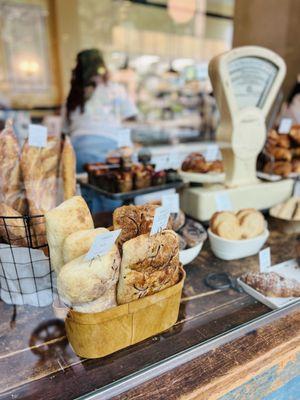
[242,272,300,297]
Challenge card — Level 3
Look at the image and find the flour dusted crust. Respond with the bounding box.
[45,196,94,273]
[60,136,76,201]
[239,211,265,239]
[62,227,108,264]
[210,211,237,234]
[117,230,180,304]
[242,272,300,298]
[57,244,120,312]
[113,204,171,246]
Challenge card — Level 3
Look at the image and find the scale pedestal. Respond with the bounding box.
[180,179,294,222]
[180,46,292,221]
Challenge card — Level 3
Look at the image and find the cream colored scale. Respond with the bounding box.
[181,46,294,221]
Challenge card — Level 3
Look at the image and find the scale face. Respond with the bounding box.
[228,56,279,110]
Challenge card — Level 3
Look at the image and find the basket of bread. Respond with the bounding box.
[208,209,269,260]
[45,196,185,359]
[269,196,300,233]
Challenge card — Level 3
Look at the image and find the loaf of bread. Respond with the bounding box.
[60,136,76,201]
[117,230,180,304]
[113,204,158,246]
[0,203,28,247]
[63,227,108,264]
[0,120,27,214]
[57,244,121,312]
[21,137,61,245]
[242,272,300,297]
[45,196,94,273]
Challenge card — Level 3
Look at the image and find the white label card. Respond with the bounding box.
[259,247,271,272]
[117,129,132,148]
[278,118,292,134]
[28,124,47,148]
[293,180,300,197]
[150,206,170,235]
[162,193,180,213]
[205,145,220,161]
[215,192,232,211]
[85,229,121,261]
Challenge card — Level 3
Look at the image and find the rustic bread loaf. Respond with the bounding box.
[117,230,180,304]
[57,244,121,312]
[60,136,76,200]
[63,227,108,264]
[113,204,158,246]
[0,203,28,247]
[45,196,94,273]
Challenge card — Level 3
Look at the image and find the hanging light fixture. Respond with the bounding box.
[168,0,196,24]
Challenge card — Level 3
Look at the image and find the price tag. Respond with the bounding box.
[293,180,300,197]
[278,118,292,134]
[215,192,232,211]
[150,206,170,235]
[162,193,180,213]
[259,247,271,272]
[85,229,121,261]
[117,128,132,148]
[28,124,47,148]
[205,145,220,161]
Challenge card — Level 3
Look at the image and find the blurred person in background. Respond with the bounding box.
[64,49,138,211]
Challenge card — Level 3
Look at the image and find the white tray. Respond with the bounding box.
[237,259,300,309]
[178,170,225,183]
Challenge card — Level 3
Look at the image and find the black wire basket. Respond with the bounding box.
[0,214,54,307]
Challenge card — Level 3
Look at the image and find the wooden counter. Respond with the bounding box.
[0,229,299,400]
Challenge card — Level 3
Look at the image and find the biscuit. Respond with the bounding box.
[239,211,265,239]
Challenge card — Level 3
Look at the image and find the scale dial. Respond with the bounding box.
[228,57,278,110]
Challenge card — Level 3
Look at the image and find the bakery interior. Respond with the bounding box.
[0,1,300,399]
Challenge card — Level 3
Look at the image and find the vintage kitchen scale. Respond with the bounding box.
[181,46,294,221]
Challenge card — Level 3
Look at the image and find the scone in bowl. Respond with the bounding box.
[208,228,269,261]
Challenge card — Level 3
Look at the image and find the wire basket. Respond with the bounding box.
[0,215,54,307]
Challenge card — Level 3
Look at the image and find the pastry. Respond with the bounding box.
[0,203,28,247]
[152,170,167,186]
[270,197,300,221]
[236,208,257,222]
[170,210,186,232]
[239,210,265,239]
[45,196,94,273]
[182,152,209,173]
[180,219,207,247]
[58,244,121,312]
[267,147,292,162]
[268,130,290,148]
[292,159,300,173]
[116,171,133,193]
[134,165,153,189]
[210,211,237,234]
[113,204,159,246]
[216,220,241,240]
[117,230,180,304]
[177,233,187,250]
[263,161,292,177]
[60,136,76,200]
[290,125,300,145]
[208,160,224,173]
[241,272,300,297]
[0,120,27,214]
[62,227,108,264]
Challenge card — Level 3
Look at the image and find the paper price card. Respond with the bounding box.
[215,192,232,211]
[150,206,170,236]
[28,124,47,148]
[293,179,300,197]
[205,145,220,161]
[85,229,121,261]
[162,193,180,214]
[278,118,292,134]
[117,128,132,148]
[259,247,271,272]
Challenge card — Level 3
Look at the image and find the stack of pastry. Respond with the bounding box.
[263,127,300,176]
[210,209,265,240]
[181,152,223,174]
[270,197,300,220]
[0,120,77,248]
[49,198,182,313]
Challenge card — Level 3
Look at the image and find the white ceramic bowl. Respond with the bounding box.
[208,228,269,261]
[179,242,204,266]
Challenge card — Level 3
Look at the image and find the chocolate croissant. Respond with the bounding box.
[242,272,300,297]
